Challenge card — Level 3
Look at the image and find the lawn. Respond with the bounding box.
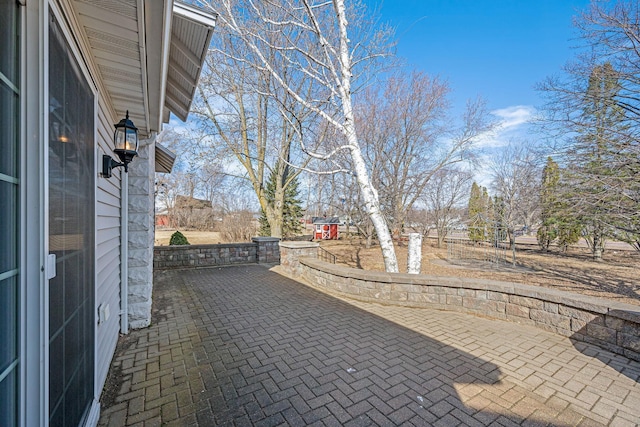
[154,229,223,246]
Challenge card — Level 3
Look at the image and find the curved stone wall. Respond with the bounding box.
[295,257,640,362]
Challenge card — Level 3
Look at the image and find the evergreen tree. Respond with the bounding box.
[491,195,507,244]
[536,157,582,253]
[468,182,490,242]
[537,157,560,251]
[563,62,625,260]
[259,163,303,238]
[555,217,582,253]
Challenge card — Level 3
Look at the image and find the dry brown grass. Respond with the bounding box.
[154,229,224,246]
[319,238,640,306]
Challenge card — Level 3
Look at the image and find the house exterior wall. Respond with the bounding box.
[17,1,127,423]
[95,102,124,398]
[156,214,170,226]
[12,0,214,424]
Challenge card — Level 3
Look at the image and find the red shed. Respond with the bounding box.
[312,216,340,240]
[155,209,170,227]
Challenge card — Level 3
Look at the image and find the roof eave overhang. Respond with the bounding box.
[144,1,173,135]
[163,1,216,123]
[155,142,177,173]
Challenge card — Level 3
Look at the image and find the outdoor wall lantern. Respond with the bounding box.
[102,110,139,178]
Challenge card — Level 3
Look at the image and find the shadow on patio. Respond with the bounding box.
[98,265,635,426]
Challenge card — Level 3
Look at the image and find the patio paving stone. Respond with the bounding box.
[98,265,640,426]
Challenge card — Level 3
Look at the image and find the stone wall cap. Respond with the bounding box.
[300,257,640,314]
[608,307,640,322]
[154,242,256,250]
[279,241,320,249]
[252,237,281,242]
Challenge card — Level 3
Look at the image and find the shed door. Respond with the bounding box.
[48,13,95,426]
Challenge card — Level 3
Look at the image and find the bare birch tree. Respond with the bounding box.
[191,18,313,238]
[197,0,400,271]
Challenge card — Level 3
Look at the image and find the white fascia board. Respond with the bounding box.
[162,1,216,123]
[156,0,174,132]
[173,1,218,29]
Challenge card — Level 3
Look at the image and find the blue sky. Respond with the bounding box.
[365,0,591,149]
[171,0,594,191]
[365,0,589,187]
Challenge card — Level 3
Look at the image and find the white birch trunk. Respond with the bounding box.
[335,0,398,273]
[347,135,399,272]
[407,233,422,274]
[210,0,400,272]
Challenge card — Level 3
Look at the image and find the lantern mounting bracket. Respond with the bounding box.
[102,155,126,178]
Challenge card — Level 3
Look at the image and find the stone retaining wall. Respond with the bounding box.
[154,237,280,269]
[279,244,640,362]
[279,241,320,277]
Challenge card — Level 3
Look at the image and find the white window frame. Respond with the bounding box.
[20,1,100,425]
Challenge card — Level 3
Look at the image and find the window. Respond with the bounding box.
[48,12,96,426]
[0,1,21,425]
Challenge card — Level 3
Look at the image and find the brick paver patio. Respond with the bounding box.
[98,265,640,426]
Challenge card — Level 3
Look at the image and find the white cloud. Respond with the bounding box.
[493,105,536,129]
[473,105,536,149]
[460,105,538,188]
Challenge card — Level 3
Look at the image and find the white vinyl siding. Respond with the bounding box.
[95,99,123,393]
[52,1,126,399]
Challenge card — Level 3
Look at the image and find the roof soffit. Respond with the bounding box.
[68,1,215,139]
[164,2,216,122]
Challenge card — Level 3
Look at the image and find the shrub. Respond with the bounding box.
[221,211,258,242]
[169,230,190,245]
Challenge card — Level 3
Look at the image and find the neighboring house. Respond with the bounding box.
[174,194,213,210]
[170,195,216,229]
[1,1,215,426]
[312,217,341,240]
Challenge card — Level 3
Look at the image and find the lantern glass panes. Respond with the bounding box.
[113,110,138,165]
[101,110,139,177]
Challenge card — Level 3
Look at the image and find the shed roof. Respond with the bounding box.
[312,217,341,225]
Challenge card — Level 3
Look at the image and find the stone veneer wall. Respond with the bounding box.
[279,241,320,277]
[127,137,155,329]
[279,245,640,362]
[253,237,281,263]
[154,237,280,270]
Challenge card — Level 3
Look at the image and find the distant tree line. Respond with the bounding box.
[157,0,639,265]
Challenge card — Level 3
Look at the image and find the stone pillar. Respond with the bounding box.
[127,136,155,329]
[252,237,281,263]
[407,232,422,274]
[279,241,319,278]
